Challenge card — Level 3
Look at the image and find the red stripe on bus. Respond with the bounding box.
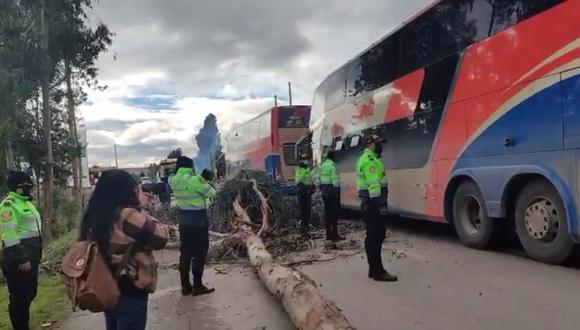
[385,68,425,123]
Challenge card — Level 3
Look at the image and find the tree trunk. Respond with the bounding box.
[233,183,355,330]
[64,56,81,203]
[4,143,14,170]
[40,0,53,241]
[245,234,355,330]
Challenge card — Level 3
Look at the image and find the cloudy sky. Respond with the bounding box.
[81,0,433,167]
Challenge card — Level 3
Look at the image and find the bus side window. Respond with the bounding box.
[490,0,565,36]
[401,0,493,75]
[347,32,401,99]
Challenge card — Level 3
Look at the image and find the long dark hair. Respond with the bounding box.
[80,169,140,253]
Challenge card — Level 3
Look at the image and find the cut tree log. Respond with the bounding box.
[234,190,355,330]
[245,235,355,330]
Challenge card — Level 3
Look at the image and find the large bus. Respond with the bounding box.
[225,106,311,181]
[310,0,580,264]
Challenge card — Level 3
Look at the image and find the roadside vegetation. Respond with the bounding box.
[0,192,80,329]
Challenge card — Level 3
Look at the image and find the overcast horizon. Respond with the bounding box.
[81,0,433,168]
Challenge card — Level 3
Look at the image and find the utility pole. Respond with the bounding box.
[114,143,119,168]
[288,82,293,106]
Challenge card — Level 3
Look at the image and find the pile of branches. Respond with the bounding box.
[209,170,296,234]
[208,170,321,258]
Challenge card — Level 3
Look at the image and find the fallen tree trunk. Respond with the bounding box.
[234,184,355,330]
[246,235,355,330]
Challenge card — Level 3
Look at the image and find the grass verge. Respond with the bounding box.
[0,274,70,330]
[0,230,77,329]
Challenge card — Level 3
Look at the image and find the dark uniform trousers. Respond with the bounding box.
[0,238,42,330]
[362,198,387,275]
[297,184,312,233]
[178,209,209,289]
[321,185,340,240]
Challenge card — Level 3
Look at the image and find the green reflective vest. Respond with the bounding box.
[319,159,340,188]
[295,167,313,185]
[0,192,42,264]
[356,148,388,198]
[169,168,216,210]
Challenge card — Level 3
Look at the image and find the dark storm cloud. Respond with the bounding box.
[91,0,432,96]
[85,0,433,166]
[92,0,316,79]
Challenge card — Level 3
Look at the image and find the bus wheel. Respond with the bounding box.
[453,181,497,249]
[515,180,574,265]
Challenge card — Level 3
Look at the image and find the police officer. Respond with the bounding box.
[319,151,344,242]
[356,136,398,282]
[295,159,314,237]
[169,157,217,296]
[0,171,42,330]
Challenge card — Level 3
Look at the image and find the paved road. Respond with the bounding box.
[58,220,580,330]
[58,250,294,330]
[300,220,580,330]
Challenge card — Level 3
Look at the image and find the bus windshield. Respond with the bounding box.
[278,107,311,128]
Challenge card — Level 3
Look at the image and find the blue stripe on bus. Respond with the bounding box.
[453,74,580,238]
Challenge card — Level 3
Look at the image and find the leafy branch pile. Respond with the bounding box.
[209,170,295,233]
[208,170,321,258]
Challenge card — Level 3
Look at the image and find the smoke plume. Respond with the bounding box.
[194,114,222,171]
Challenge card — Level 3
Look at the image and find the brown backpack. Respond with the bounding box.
[61,241,133,312]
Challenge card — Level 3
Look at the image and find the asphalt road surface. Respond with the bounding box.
[300,219,580,330]
[58,219,580,330]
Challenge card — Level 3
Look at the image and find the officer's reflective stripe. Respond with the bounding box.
[177,205,206,211]
[367,179,380,184]
[369,181,381,197]
[369,191,381,198]
[177,203,207,210]
[174,191,196,198]
[20,231,41,239]
[197,186,213,196]
[2,238,20,247]
[175,195,197,201]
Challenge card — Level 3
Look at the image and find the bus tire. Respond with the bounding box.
[515,180,574,265]
[453,181,497,249]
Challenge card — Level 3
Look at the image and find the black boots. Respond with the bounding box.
[180,270,193,295]
[182,286,193,296]
[182,270,216,296]
[368,270,398,282]
[192,285,216,296]
[191,270,215,296]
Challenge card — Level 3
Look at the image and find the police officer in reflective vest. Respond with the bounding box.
[168,157,217,296]
[295,159,314,237]
[356,136,398,282]
[0,171,42,330]
[319,151,344,241]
